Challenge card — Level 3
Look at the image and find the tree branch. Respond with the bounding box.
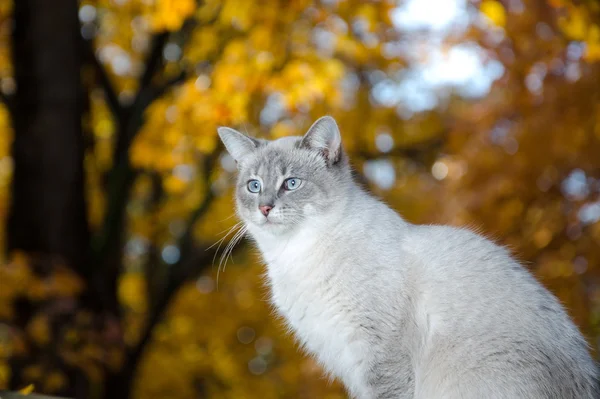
[124,148,223,379]
[91,25,194,268]
[177,151,220,259]
[82,38,122,122]
[134,32,170,105]
[124,68,188,142]
[125,243,223,374]
[144,171,166,313]
[111,32,169,168]
[96,8,225,387]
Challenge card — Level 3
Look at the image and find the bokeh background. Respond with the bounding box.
[0,0,599,398]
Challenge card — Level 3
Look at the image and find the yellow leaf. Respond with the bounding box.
[164,175,188,195]
[118,273,147,312]
[151,0,196,32]
[480,0,506,28]
[558,7,588,40]
[585,42,600,61]
[18,384,35,395]
[219,0,254,31]
[584,24,600,61]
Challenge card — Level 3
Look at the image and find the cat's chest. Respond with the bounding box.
[260,236,371,395]
[262,233,339,325]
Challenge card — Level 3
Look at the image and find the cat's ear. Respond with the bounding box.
[217,127,259,163]
[301,116,342,165]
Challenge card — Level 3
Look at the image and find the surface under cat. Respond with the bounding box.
[218,116,599,399]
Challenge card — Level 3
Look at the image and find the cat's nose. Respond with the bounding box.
[259,205,273,216]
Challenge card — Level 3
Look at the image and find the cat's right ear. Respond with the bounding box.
[217,127,259,163]
[301,116,342,165]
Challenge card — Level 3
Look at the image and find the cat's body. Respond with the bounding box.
[218,117,599,399]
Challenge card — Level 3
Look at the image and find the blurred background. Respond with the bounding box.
[0,0,599,398]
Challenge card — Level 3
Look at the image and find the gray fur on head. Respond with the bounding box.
[218,116,599,399]
[218,116,351,236]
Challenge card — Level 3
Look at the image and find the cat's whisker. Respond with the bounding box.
[216,224,247,289]
[214,222,242,239]
[217,213,238,223]
[208,221,243,251]
[224,226,247,269]
[209,222,245,277]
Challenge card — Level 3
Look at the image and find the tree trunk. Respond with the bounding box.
[7,1,91,397]
[8,0,89,271]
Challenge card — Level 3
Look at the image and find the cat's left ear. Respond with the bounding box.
[301,116,342,165]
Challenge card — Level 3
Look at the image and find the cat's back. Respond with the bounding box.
[403,223,586,342]
[401,224,599,398]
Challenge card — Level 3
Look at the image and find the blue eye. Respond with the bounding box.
[283,178,302,191]
[247,179,261,193]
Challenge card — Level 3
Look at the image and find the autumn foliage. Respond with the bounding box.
[0,0,599,398]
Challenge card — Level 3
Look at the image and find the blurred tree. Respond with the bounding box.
[7,0,91,396]
[8,0,89,269]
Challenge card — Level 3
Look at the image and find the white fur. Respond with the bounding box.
[220,119,599,399]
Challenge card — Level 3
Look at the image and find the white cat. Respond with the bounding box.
[218,116,599,398]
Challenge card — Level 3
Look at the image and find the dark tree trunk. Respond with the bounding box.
[7,1,91,397]
[8,0,89,271]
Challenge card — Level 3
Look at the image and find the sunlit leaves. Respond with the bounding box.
[118,272,147,314]
[559,7,588,40]
[219,0,255,32]
[586,24,600,60]
[269,59,346,111]
[150,0,195,32]
[480,0,506,28]
[0,253,92,394]
[554,2,600,61]
[18,384,35,395]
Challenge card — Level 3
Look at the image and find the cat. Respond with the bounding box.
[217,116,599,399]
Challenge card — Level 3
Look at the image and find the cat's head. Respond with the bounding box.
[218,116,351,235]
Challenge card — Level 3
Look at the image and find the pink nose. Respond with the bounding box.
[259,205,272,216]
